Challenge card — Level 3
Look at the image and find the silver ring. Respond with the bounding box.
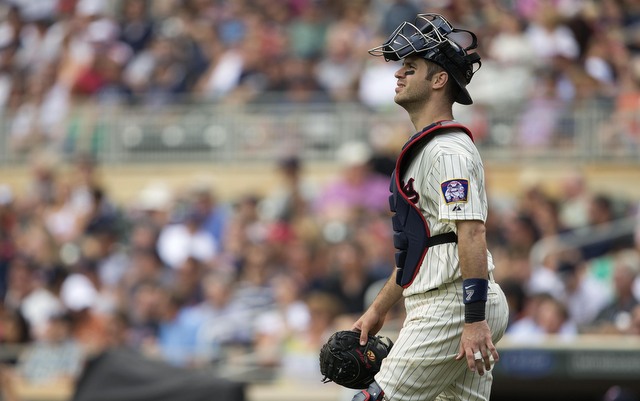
[473,351,483,360]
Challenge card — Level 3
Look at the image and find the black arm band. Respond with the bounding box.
[462,278,488,323]
[464,301,486,323]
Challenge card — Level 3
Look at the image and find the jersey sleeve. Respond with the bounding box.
[433,153,487,222]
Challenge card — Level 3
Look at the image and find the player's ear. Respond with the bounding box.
[431,70,449,90]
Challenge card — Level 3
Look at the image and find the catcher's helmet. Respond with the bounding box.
[369,13,481,105]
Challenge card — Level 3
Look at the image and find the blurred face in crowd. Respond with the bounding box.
[612,262,636,298]
[0,309,29,343]
[44,316,72,344]
[630,305,640,336]
[536,297,567,334]
[7,257,34,299]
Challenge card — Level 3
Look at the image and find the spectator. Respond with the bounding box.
[150,288,201,367]
[172,256,204,307]
[314,239,381,316]
[558,169,591,230]
[472,10,536,105]
[0,306,31,365]
[0,185,16,299]
[278,291,344,385]
[525,4,580,64]
[124,280,162,351]
[222,194,268,269]
[82,210,129,298]
[9,66,68,153]
[42,176,86,245]
[529,194,568,238]
[156,206,219,270]
[122,33,189,106]
[314,3,368,102]
[357,49,398,110]
[601,55,640,153]
[233,241,277,319]
[118,0,154,54]
[259,156,316,224]
[0,312,84,398]
[629,304,640,336]
[588,250,640,334]
[189,183,230,249]
[3,256,63,340]
[59,262,112,354]
[500,278,527,329]
[378,0,420,37]
[254,274,311,366]
[559,259,611,329]
[313,141,389,223]
[507,292,578,342]
[581,194,632,260]
[287,0,328,60]
[501,212,541,255]
[516,67,567,149]
[192,271,255,364]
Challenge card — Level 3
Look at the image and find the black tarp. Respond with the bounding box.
[71,348,245,401]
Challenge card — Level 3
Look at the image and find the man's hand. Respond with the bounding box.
[352,271,403,346]
[352,307,386,346]
[455,320,499,376]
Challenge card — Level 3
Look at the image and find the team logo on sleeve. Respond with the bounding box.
[441,179,469,204]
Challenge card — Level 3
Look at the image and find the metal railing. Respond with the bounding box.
[529,217,637,268]
[0,98,638,165]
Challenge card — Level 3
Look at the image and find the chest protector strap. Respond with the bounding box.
[389,121,474,288]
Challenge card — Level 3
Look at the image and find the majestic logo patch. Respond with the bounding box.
[441,179,469,204]
[402,178,419,204]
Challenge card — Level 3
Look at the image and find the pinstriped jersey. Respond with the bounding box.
[400,127,495,296]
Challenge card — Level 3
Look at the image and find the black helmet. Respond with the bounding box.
[369,13,481,105]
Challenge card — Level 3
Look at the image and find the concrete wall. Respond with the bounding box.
[1,162,639,206]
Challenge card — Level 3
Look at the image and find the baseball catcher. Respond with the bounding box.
[343,11,509,401]
[319,330,393,390]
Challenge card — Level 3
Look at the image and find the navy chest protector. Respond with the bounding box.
[390,121,474,288]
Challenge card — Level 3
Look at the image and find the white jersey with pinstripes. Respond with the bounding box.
[400,126,494,297]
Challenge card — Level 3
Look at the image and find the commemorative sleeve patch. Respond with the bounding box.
[441,179,469,204]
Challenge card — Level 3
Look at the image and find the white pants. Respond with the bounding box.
[375,278,509,401]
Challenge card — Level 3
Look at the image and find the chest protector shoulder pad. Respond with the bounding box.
[389,121,474,288]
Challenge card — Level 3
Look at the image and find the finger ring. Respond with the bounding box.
[473,351,482,360]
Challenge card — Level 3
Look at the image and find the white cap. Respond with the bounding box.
[76,0,106,16]
[60,274,98,311]
[137,181,173,211]
[0,185,13,205]
[336,141,372,167]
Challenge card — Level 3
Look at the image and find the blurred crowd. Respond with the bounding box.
[1,0,640,398]
[0,0,640,155]
[1,145,640,392]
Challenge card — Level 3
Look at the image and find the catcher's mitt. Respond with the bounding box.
[319,330,393,389]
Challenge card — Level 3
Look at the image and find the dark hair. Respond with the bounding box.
[1,308,32,344]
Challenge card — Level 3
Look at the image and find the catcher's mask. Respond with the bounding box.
[368,13,481,105]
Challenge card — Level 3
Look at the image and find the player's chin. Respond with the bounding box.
[394,94,411,107]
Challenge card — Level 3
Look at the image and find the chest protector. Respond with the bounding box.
[390,121,474,288]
